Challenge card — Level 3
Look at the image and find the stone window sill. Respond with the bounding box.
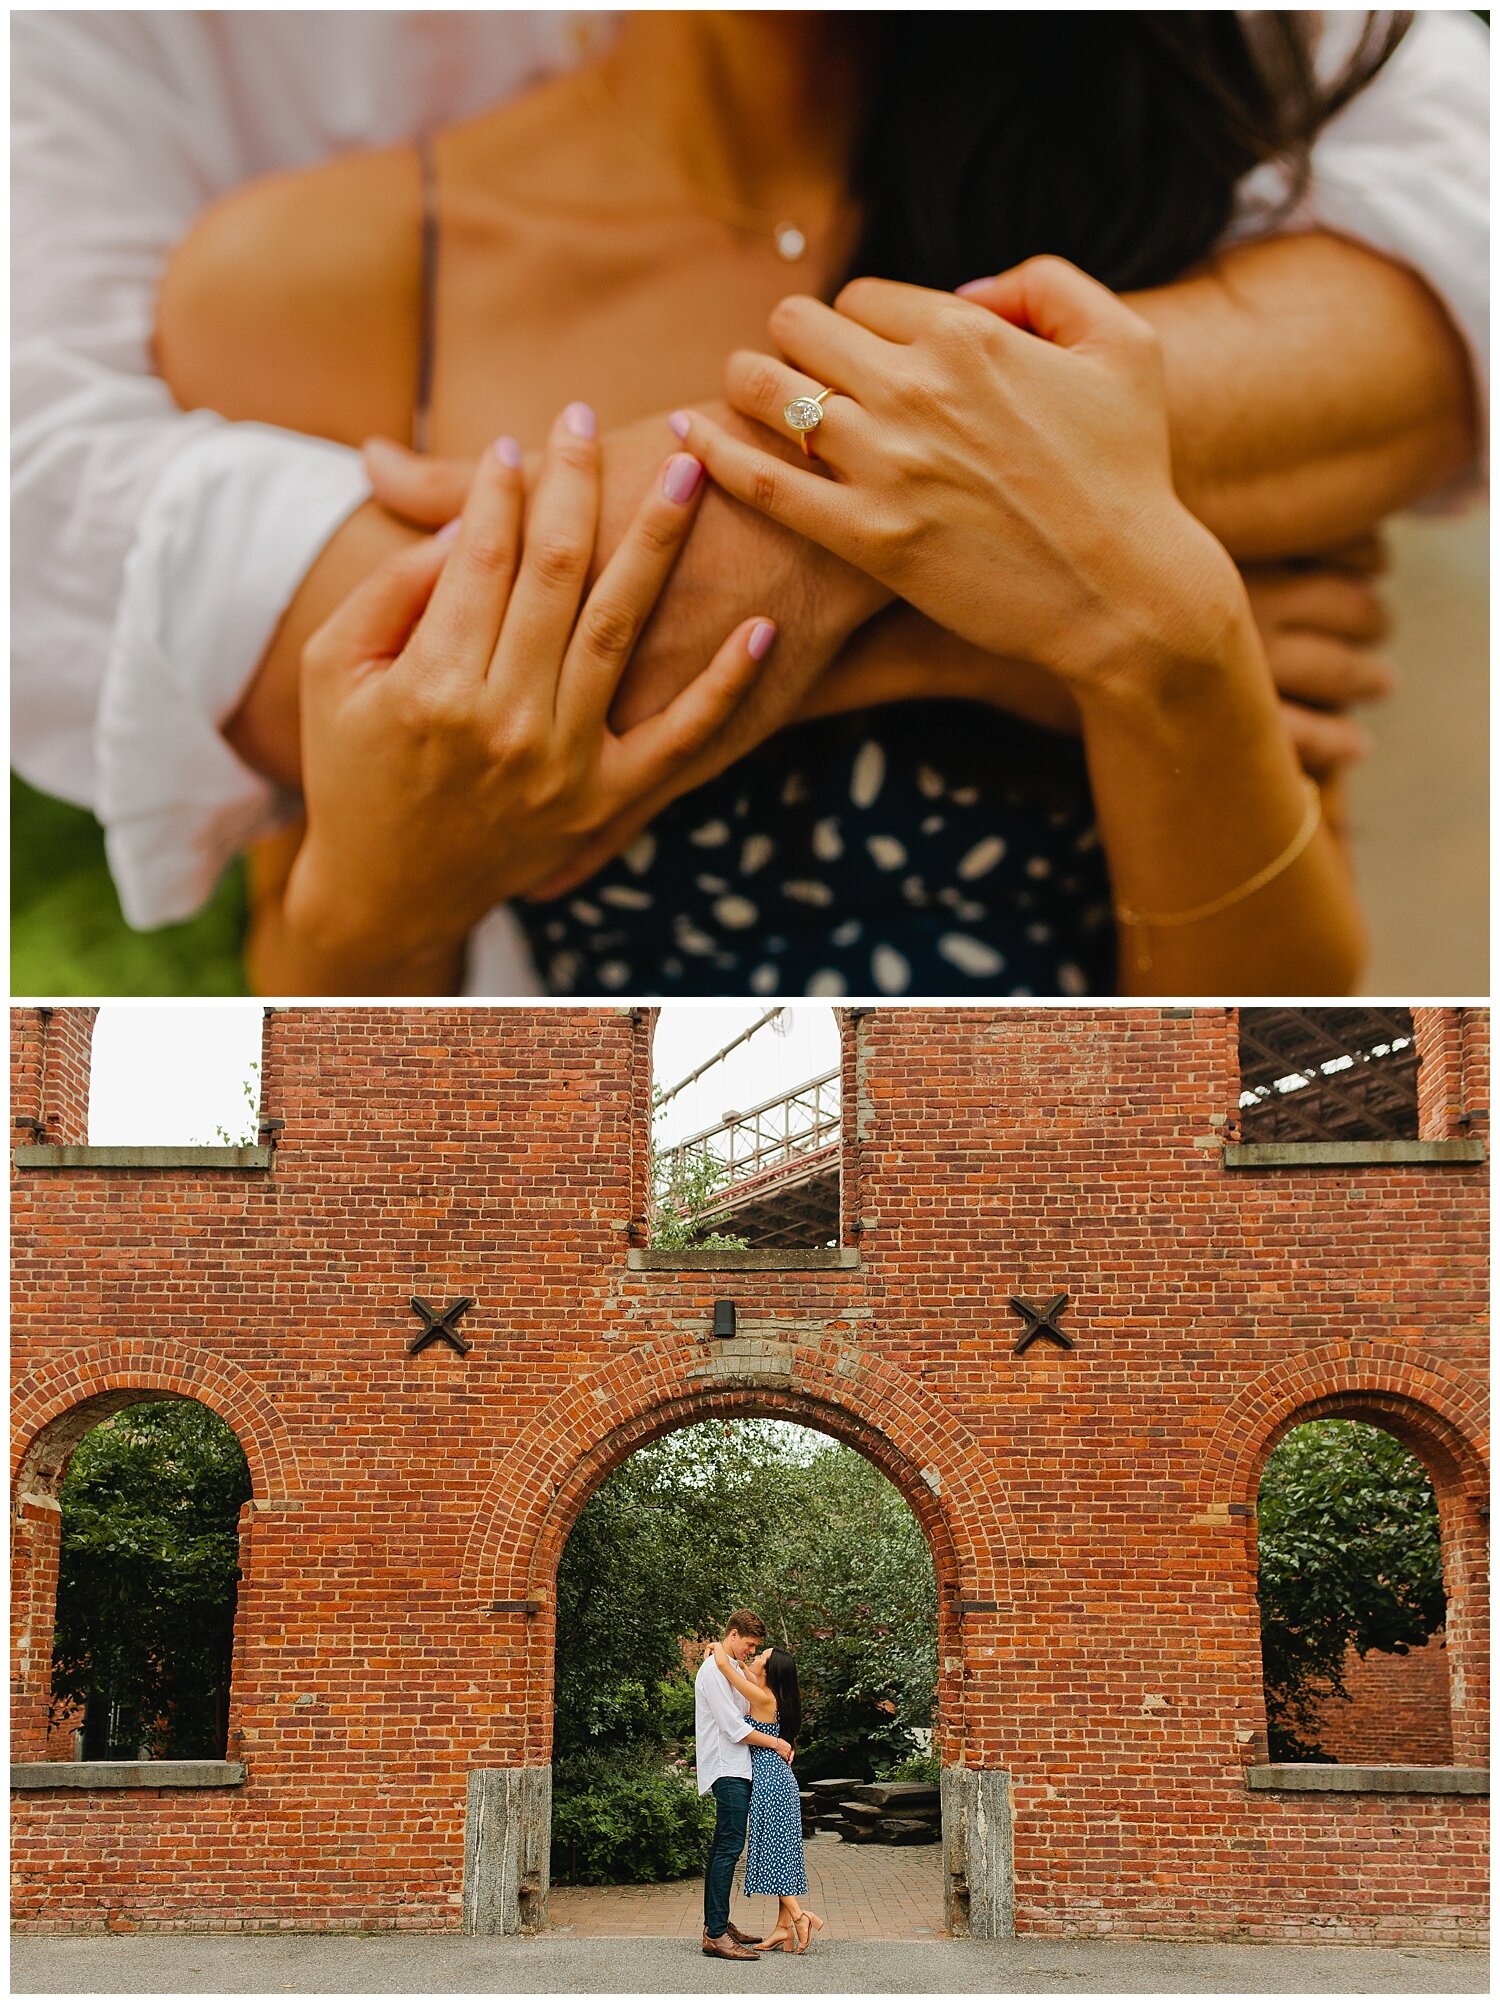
[1223,1140,1484,1170]
[13,1146,271,1171]
[11,1760,246,1790]
[627,1248,860,1272]
[1245,1764,1487,1795]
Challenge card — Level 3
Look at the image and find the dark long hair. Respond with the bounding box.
[841,12,1411,294]
[764,1647,802,1749]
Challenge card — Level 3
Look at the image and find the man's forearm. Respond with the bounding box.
[224,498,422,787]
[228,409,885,791]
[1129,230,1475,560]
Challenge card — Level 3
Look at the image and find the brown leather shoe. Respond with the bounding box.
[725,1921,760,1947]
[703,1932,760,1960]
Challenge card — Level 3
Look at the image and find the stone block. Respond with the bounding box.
[462,1766,550,1935]
[942,1766,1014,1940]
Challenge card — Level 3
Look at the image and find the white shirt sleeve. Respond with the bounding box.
[702,1663,756,1745]
[11,10,593,932]
[1226,9,1489,509]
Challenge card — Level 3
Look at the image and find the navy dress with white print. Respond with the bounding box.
[742,1714,808,1899]
[516,701,1115,997]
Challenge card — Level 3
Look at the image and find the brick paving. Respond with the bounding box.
[549,1833,946,1941]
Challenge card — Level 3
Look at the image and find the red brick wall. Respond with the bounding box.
[1415,1006,1489,1141]
[1308,1633,1453,1767]
[11,1005,96,1145]
[10,1005,1489,1944]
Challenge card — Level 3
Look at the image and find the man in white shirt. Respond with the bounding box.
[694,1608,793,1960]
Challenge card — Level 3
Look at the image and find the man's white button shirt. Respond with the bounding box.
[694,1654,754,1794]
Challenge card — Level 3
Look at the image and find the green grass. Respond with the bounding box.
[11,774,249,997]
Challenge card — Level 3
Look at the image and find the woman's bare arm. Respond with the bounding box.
[711,1644,772,1712]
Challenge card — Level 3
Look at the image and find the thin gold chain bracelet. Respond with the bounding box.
[1113,775,1323,959]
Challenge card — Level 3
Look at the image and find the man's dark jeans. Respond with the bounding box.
[704,1775,752,1937]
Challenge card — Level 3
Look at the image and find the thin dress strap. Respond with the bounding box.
[412,133,439,453]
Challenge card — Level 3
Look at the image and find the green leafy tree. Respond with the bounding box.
[51,1400,252,1758]
[649,1135,747,1251]
[554,1421,789,1757]
[1256,1419,1445,1760]
[741,1447,937,1781]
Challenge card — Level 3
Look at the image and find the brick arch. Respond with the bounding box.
[9,1342,297,1765]
[462,1331,1015,1611]
[1197,1339,1488,1766]
[1198,1341,1488,1517]
[11,1341,301,1507]
[462,1332,1019,1768]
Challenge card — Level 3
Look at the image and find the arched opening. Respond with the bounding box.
[1255,1414,1455,1765]
[462,1364,1015,1939]
[13,1390,252,1766]
[546,1416,942,1941]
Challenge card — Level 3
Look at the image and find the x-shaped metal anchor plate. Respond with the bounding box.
[1009,1291,1072,1354]
[408,1295,475,1356]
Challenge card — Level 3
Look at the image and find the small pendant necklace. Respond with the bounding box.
[573,62,841,264]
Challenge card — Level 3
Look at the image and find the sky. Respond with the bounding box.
[89,1005,266,1145]
[84,1004,839,1147]
[651,1005,840,1146]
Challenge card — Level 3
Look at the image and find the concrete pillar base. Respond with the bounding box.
[462,1766,551,1935]
[941,1765,1015,1939]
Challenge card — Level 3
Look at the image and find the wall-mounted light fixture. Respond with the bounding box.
[712,1300,737,1339]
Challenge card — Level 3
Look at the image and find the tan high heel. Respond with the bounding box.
[753,1926,794,1952]
[795,1910,825,1953]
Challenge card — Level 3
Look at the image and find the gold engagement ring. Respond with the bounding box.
[784,386,833,457]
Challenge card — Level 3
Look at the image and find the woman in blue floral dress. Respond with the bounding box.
[711,1640,825,1952]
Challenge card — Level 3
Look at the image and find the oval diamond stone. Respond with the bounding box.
[784,396,823,431]
[775,223,807,261]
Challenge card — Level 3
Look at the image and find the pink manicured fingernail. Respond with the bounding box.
[492,435,523,469]
[662,454,704,505]
[667,410,692,441]
[955,278,993,298]
[563,401,596,440]
[747,619,777,661]
[435,518,462,543]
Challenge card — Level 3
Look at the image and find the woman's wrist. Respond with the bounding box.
[1064,515,1256,721]
[280,843,467,994]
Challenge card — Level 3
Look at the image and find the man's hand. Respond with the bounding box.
[1240,537,1395,777]
[775,1739,794,1764]
[364,402,888,732]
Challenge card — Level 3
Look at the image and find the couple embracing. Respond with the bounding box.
[695,1609,825,1959]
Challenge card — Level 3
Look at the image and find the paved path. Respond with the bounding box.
[10,1932,1486,1993]
[550,1832,944,1940]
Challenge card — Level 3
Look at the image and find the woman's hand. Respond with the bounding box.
[669,257,1245,694]
[279,410,775,992]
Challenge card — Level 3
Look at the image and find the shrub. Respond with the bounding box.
[875,1751,941,1786]
[551,1746,715,1886]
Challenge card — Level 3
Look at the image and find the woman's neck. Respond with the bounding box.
[599,11,861,221]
